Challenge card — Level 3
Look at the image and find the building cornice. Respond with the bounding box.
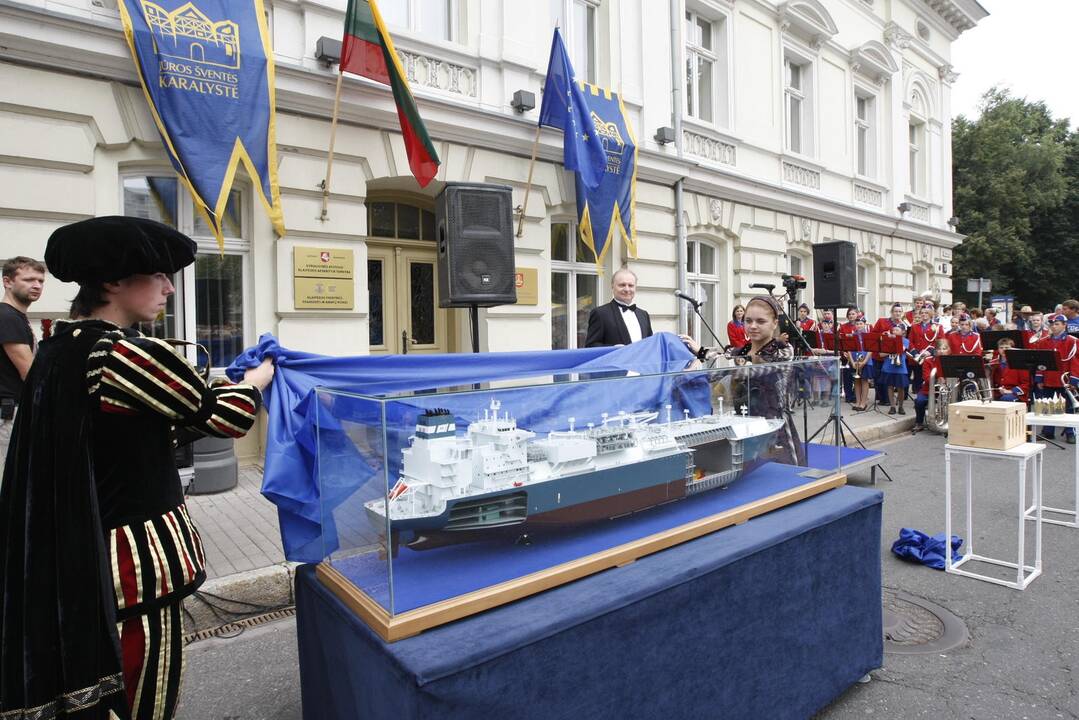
[920,0,988,35]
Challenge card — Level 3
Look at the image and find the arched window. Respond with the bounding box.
[908,87,929,197]
[687,238,722,341]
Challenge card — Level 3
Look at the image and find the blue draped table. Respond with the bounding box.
[295,485,883,720]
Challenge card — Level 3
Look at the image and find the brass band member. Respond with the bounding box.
[0,217,275,720]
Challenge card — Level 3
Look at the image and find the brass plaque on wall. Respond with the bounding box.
[294,276,355,309]
[514,267,538,306]
[294,247,354,309]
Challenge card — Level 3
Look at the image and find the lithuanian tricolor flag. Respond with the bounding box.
[341,0,440,187]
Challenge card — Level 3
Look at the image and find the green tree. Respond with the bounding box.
[952,88,1072,310]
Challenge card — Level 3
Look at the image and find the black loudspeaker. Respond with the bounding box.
[435,182,517,308]
[812,240,858,309]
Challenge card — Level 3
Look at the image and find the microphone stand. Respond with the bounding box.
[688,301,724,350]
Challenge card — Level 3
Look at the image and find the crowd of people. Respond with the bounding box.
[725,294,1079,439]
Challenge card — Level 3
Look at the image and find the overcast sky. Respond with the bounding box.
[951,0,1079,127]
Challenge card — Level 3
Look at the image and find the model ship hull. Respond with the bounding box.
[364,403,784,552]
[382,452,691,550]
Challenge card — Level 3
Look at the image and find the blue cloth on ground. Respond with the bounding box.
[890,527,963,569]
[226,332,700,562]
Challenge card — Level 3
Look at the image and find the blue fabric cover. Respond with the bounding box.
[804,443,884,472]
[296,485,884,720]
[226,333,697,561]
[890,528,964,570]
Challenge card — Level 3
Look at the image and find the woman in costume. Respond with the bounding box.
[682,296,804,466]
[0,216,274,720]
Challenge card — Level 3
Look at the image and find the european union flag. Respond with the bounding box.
[538,29,607,190]
[575,84,637,267]
[119,0,285,247]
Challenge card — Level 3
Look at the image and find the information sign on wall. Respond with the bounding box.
[294,247,354,309]
[515,267,538,306]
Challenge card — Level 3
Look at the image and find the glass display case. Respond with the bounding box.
[315,356,844,640]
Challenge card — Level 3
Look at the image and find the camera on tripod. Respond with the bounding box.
[782,274,807,292]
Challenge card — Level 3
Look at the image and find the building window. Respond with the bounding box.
[856,262,872,319]
[789,254,803,278]
[855,93,876,178]
[784,55,811,155]
[380,0,460,43]
[908,120,925,196]
[914,266,929,296]
[367,201,436,241]
[685,10,715,123]
[122,175,249,370]
[686,240,720,341]
[551,221,601,349]
[551,0,597,83]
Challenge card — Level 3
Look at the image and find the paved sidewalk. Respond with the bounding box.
[185,465,285,579]
[183,399,916,584]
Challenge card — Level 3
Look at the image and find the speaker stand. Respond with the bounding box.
[469,304,480,353]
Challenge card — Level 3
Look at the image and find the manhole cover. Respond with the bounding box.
[883,588,968,655]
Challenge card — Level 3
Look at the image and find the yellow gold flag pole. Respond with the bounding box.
[515,125,542,238]
[320,69,345,221]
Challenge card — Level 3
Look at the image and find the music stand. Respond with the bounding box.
[937,355,990,407]
[804,328,895,482]
[856,333,905,418]
[982,330,1026,352]
[939,355,986,383]
[1006,348,1064,448]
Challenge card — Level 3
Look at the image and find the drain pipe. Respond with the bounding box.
[670,0,688,334]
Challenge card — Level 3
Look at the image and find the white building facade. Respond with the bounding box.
[0,0,984,456]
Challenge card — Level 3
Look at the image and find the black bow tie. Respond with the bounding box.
[619,303,637,313]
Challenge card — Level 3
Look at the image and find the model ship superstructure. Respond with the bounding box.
[365,399,784,549]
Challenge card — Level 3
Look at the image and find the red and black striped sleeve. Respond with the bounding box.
[97,335,262,439]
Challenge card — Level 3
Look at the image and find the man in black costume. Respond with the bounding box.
[0,217,274,719]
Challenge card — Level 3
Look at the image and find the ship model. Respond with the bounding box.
[365,399,785,552]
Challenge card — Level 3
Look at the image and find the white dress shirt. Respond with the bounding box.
[615,300,643,343]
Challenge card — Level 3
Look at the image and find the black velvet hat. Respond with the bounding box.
[45,216,197,284]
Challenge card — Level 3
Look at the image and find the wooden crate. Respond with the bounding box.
[948,400,1026,451]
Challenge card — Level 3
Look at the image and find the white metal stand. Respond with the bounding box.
[1025,414,1079,528]
[944,442,1044,591]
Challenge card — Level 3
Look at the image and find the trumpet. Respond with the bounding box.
[911,347,935,365]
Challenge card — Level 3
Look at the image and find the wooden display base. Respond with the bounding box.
[317,472,846,642]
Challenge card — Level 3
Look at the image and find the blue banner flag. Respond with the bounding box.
[538,28,607,190]
[575,83,637,266]
[119,0,285,247]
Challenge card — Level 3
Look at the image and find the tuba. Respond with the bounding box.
[925,365,992,435]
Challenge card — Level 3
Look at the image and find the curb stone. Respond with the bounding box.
[185,562,299,634]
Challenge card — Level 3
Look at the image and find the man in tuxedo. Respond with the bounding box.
[585,268,653,347]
